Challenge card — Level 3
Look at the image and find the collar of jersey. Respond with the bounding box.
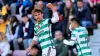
[35,19,45,26]
[73,26,80,31]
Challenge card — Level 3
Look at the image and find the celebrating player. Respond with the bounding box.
[27,3,59,56]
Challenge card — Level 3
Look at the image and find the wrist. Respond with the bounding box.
[51,9,57,13]
[51,7,57,12]
[52,10,56,13]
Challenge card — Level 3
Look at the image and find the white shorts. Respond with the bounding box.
[42,47,56,56]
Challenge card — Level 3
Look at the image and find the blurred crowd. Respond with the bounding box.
[0,0,99,56]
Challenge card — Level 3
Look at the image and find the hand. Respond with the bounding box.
[18,38,23,43]
[46,3,58,12]
[47,3,58,12]
[46,3,53,9]
[63,40,75,46]
[26,47,32,53]
[63,39,69,45]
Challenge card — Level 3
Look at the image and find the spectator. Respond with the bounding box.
[75,0,93,27]
[27,45,42,56]
[63,0,77,3]
[88,0,100,7]
[0,32,10,56]
[63,0,76,39]
[16,0,23,14]
[51,3,65,37]
[88,0,100,22]
[63,18,92,56]
[0,15,8,36]
[63,0,78,8]
[35,1,50,18]
[13,14,34,50]
[9,0,17,15]
[64,0,76,20]
[0,4,10,15]
[57,2,65,16]
[2,0,9,5]
[54,30,68,56]
[6,16,20,50]
[22,0,33,14]
[71,0,78,6]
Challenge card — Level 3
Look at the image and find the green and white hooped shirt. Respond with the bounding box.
[33,12,59,51]
[71,26,92,56]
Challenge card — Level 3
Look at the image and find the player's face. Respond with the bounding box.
[70,21,75,30]
[34,12,43,22]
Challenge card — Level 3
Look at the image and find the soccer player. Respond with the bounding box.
[27,3,59,56]
[63,17,92,56]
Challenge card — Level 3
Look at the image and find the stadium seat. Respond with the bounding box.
[7,50,13,56]
[12,50,27,56]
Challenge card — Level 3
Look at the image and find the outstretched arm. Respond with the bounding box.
[26,31,38,53]
[63,39,75,46]
[46,3,59,23]
[63,32,78,46]
[26,37,37,53]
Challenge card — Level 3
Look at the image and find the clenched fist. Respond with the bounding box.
[46,3,53,9]
[46,3,58,12]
